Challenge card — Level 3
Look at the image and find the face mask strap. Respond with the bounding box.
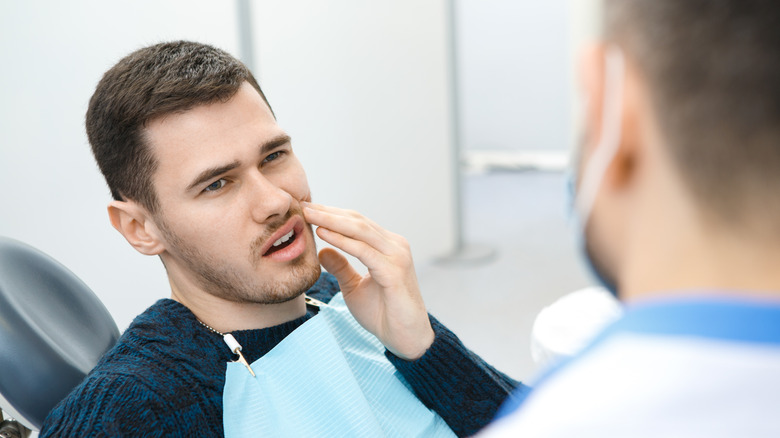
[574,46,626,232]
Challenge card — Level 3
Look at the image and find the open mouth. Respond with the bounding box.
[257,215,307,262]
[263,229,297,256]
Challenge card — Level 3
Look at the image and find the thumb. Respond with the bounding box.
[318,247,362,296]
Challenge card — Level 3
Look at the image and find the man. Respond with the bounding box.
[40,41,527,437]
[482,0,780,436]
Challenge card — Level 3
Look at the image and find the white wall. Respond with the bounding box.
[456,0,572,152]
[0,1,456,330]
[0,0,239,330]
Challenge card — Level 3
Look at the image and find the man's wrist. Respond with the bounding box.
[392,325,435,361]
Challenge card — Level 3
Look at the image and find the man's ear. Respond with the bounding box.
[107,200,166,256]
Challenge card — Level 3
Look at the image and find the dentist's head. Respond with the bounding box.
[573,0,780,301]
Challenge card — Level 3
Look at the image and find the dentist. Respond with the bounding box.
[481,1,780,436]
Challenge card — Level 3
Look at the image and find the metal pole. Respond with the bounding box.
[436,0,496,266]
[236,0,256,71]
[448,0,465,253]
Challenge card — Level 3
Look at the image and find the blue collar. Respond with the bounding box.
[495,295,780,420]
[601,296,780,345]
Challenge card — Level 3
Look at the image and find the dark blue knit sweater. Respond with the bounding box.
[41,273,528,437]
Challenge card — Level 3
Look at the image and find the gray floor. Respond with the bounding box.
[417,170,593,381]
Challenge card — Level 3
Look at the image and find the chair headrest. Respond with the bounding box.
[0,237,119,431]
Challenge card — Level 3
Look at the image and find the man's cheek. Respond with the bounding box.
[284,168,311,203]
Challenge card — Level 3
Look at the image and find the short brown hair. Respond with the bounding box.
[86,41,271,213]
[604,0,780,223]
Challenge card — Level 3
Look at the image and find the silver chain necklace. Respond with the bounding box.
[197,319,225,336]
[194,295,327,377]
[195,294,326,336]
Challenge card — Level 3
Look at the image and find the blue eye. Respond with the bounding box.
[204,179,226,192]
[264,151,283,163]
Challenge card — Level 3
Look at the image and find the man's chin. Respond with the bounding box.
[252,257,322,305]
[259,289,306,305]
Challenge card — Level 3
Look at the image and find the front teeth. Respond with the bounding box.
[272,230,295,247]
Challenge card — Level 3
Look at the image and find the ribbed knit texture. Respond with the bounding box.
[387,315,531,437]
[41,273,521,437]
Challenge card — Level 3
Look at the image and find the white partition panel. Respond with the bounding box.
[249,0,457,271]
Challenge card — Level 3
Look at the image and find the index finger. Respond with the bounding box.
[303,204,395,255]
[302,202,394,240]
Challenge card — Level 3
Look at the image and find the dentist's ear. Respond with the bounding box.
[107,200,166,256]
[579,43,641,192]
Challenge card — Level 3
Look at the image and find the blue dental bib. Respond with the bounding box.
[223,293,456,437]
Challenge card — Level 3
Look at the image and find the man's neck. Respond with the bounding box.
[168,277,308,334]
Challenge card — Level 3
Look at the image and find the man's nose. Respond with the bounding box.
[246,172,292,223]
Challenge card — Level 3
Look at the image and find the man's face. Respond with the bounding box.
[144,82,320,304]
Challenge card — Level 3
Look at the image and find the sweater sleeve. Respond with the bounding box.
[386,315,532,437]
[40,373,179,438]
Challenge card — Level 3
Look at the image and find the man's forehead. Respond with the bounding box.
[142,83,283,189]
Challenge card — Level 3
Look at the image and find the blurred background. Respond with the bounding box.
[0,0,600,381]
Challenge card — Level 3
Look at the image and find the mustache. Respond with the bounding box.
[250,204,305,258]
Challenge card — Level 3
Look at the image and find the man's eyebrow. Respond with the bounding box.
[185,135,291,192]
[261,134,292,155]
[187,161,240,192]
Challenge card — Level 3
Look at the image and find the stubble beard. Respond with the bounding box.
[157,213,322,305]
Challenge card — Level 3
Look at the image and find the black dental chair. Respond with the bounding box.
[0,237,119,437]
